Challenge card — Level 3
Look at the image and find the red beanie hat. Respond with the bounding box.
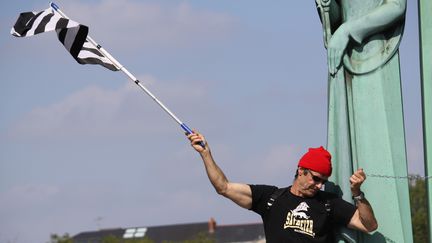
[298,146,332,177]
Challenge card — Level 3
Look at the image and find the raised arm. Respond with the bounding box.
[347,169,378,232]
[188,132,253,209]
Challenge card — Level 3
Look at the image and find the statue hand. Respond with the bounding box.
[327,23,350,75]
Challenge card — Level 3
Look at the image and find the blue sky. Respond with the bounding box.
[0,1,424,242]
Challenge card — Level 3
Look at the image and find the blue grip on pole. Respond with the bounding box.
[181,123,205,148]
[50,2,60,10]
[181,123,193,135]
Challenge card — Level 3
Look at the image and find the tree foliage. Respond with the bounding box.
[100,235,155,243]
[47,233,73,243]
[409,176,430,243]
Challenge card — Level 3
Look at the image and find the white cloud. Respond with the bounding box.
[61,0,235,50]
[5,75,208,141]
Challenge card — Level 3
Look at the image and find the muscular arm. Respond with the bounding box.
[188,132,253,209]
[347,169,378,232]
[348,198,378,232]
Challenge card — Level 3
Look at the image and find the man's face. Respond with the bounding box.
[297,168,328,197]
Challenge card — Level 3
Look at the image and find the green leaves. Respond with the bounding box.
[409,176,430,243]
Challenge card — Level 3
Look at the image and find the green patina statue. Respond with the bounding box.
[315,0,413,242]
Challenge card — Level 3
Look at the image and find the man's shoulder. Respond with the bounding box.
[249,184,279,193]
[249,185,293,198]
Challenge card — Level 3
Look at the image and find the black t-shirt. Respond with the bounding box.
[250,185,356,243]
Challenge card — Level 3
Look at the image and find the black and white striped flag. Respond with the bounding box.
[11,7,119,71]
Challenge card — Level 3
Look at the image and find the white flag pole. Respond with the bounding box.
[50,2,203,145]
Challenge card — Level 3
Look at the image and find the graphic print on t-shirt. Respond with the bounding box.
[283,202,315,237]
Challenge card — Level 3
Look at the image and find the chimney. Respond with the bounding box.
[208,217,217,233]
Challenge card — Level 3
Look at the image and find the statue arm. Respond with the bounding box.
[345,0,406,44]
[326,0,406,74]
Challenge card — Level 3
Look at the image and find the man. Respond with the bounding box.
[188,131,377,243]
